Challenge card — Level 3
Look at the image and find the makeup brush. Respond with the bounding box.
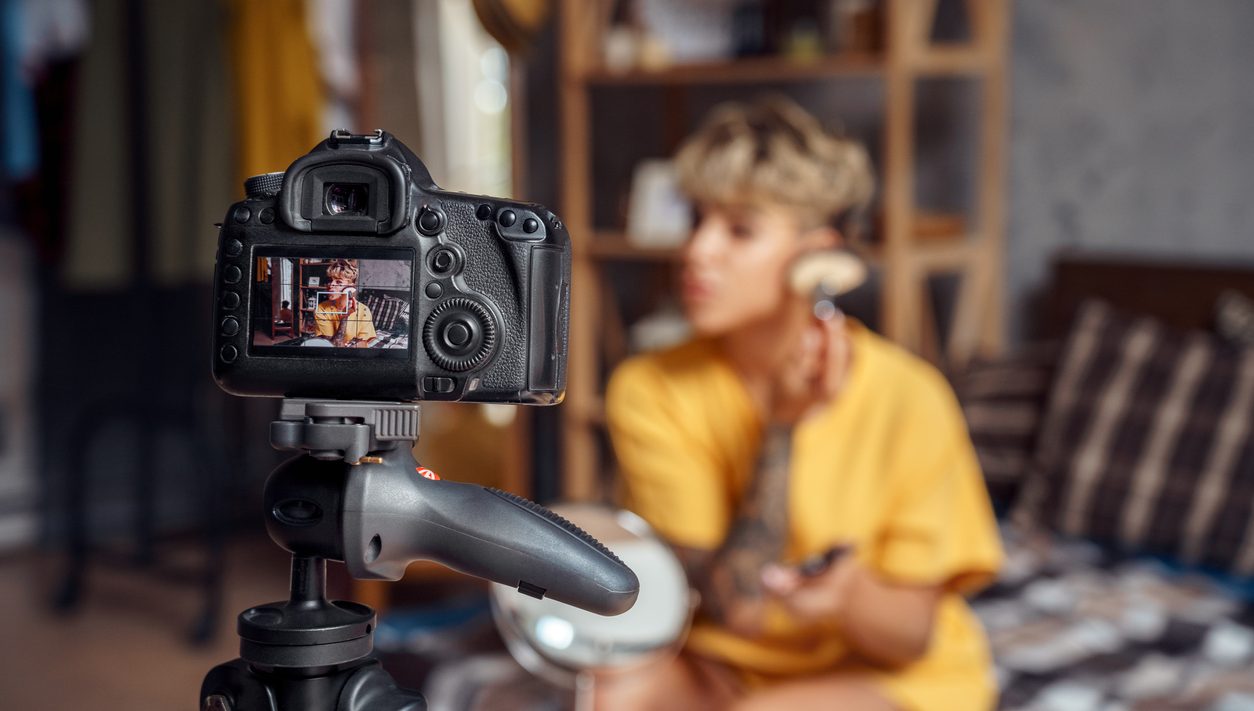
[788,250,867,320]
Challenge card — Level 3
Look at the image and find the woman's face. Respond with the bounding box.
[680,203,831,336]
[328,274,354,296]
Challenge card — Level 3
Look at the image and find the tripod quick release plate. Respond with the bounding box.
[270,399,421,464]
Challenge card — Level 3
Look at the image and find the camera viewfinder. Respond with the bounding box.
[325,183,369,216]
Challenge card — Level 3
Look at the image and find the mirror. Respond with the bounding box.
[489,504,693,687]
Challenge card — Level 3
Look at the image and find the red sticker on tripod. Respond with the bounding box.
[416,466,441,481]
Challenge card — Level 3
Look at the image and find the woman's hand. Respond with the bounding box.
[761,551,860,628]
[764,551,943,668]
[767,309,852,425]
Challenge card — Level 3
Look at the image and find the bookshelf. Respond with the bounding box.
[557,0,1009,499]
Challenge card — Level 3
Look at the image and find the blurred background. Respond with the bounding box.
[2,1,1253,709]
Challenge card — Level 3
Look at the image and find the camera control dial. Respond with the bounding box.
[244,172,285,199]
[423,298,498,372]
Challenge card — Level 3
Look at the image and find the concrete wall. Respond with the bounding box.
[1008,0,1254,340]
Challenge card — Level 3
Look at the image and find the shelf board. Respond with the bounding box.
[585,234,684,262]
[579,44,991,87]
[584,236,980,268]
[913,238,982,270]
[582,53,885,86]
[585,216,976,269]
[586,397,607,428]
[868,237,981,271]
[913,45,989,76]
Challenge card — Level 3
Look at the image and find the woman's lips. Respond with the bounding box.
[682,276,715,302]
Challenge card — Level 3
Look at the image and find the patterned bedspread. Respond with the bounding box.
[974,525,1254,710]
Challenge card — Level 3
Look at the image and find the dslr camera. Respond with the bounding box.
[211,129,570,404]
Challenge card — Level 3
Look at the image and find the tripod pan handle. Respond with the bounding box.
[343,468,639,617]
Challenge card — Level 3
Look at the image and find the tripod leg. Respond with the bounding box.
[53,409,96,612]
[52,454,85,611]
[190,433,226,645]
[134,407,156,567]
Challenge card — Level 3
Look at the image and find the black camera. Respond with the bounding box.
[211,130,571,404]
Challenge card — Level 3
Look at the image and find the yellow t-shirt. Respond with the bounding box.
[313,300,377,343]
[605,322,1003,711]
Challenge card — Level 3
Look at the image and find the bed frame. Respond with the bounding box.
[1044,250,1254,339]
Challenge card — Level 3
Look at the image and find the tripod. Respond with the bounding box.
[200,399,638,711]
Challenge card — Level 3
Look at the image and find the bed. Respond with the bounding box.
[965,251,1254,710]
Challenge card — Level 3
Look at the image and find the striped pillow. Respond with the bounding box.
[956,343,1059,510]
[362,292,410,332]
[1014,300,1254,575]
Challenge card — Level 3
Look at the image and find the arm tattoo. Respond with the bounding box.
[690,424,794,626]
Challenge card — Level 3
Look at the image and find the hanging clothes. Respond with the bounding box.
[226,0,326,189]
[307,0,360,133]
[1,0,38,182]
[6,0,88,265]
[63,0,233,287]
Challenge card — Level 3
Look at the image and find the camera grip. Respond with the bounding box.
[343,465,639,617]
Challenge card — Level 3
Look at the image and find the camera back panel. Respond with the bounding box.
[212,130,571,405]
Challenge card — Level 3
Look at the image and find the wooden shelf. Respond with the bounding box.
[586,234,683,262]
[867,238,983,271]
[574,396,608,429]
[914,45,988,75]
[580,44,990,87]
[558,0,1009,498]
[586,212,973,268]
[582,53,885,86]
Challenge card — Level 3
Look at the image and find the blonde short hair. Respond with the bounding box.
[675,96,874,233]
[326,259,359,283]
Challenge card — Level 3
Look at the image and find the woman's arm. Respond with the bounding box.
[677,315,852,635]
[840,569,941,667]
[762,555,942,667]
[674,424,794,636]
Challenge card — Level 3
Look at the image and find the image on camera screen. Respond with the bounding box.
[250,250,412,358]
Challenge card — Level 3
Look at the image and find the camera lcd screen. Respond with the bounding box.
[250,249,413,359]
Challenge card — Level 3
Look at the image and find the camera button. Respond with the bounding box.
[498,210,517,227]
[444,322,472,348]
[523,218,539,234]
[417,206,445,235]
[475,204,492,220]
[259,207,275,224]
[219,345,238,363]
[432,250,454,273]
[233,206,251,224]
[224,265,242,284]
[225,239,243,256]
[423,376,456,394]
[424,282,443,299]
[221,291,240,310]
[221,317,240,336]
[429,247,460,276]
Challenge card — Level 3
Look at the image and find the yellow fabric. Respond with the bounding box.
[606,322,1003,711]
[313,301,376,343]
[228,0,326,189]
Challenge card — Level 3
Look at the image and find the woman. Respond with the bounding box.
[603,97,1003,711]
[313,258,376,347]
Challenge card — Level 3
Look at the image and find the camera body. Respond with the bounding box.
[211,130,570,404]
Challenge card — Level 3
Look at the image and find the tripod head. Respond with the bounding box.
[265,399,639,614]
[201,400,639,711]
